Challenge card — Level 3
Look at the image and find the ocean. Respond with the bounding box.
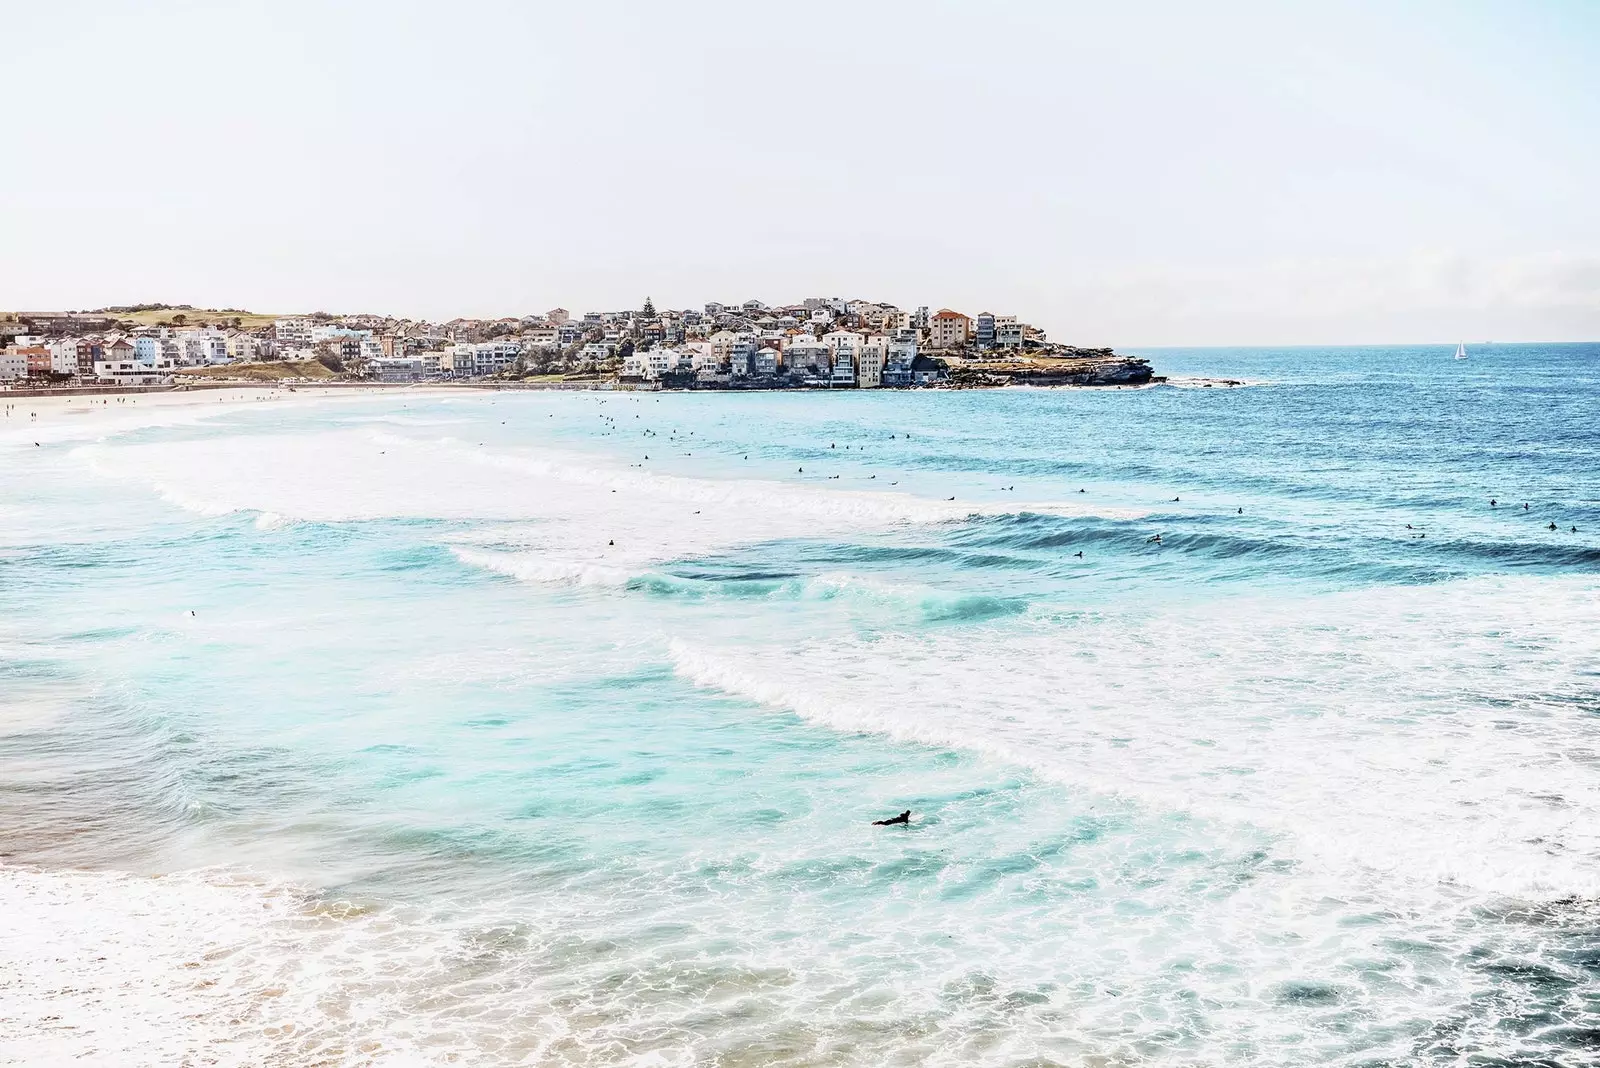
[2,343,1597,1066]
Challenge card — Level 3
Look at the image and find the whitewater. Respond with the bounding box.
[2,345,1598,1067]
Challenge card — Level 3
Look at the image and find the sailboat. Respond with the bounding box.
[1453,341,1468,360]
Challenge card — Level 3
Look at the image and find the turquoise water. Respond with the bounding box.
[2,344,1598,1066]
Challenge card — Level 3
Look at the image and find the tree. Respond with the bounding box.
[618,338,635,360]
[312,340,344,373]
[641,297,655,318]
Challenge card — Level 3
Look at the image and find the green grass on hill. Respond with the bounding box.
[99,307,282,330]
[174,360,336,381]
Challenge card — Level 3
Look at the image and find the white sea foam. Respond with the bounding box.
[672,572,1600,900]
[81,426,1141,586]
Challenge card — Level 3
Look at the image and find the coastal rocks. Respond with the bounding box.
[948,355,1155,388]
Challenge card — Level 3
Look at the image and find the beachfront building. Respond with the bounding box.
[447,340,521,377]
[974,312,996,348]
[370,356,426,382]
[929,309,971,350]
[783,336,831,381]
[997,318,1024,348]
[830,351,856,387]
[274,317,317,347]
[911,354,948,386]
[48,338,82,376]
[94,347,174,385]
[858,335,887,388]
[754,346,780,377]
[0,350,26,381]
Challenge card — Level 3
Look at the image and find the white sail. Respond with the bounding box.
[1454,342,1468,360]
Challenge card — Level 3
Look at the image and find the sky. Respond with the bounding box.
[3,0,1597,345]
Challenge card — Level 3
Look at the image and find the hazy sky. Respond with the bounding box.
[4,0,1597,344]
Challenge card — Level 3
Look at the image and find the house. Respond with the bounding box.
[753,345,781,377]
[782,335,831,378]
[726,337,757,376]
[929,309,971,350]
[997,318,1024,348]
[644,347,678,379]
[0,350,26,381]
[449,340,521,377]
[708,330,750,363]
[911,354,948,386]
[225,331,262,362]
[103,337,136,368]
[546,308,570,325]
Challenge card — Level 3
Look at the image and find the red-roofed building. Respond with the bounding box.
[929,309,971,350]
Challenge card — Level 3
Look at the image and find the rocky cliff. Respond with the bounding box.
[946,353,1156,388]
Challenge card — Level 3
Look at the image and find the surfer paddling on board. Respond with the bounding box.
[873,810,911,826]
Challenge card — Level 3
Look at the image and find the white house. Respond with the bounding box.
[95,348,173,385]
[48,338,80,376]
[274,317,317,347]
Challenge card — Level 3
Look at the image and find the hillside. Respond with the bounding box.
[93,306,282,330]
[173,359,336,381]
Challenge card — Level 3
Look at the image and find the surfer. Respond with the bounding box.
[873,810,911,826]
[1074,551,1084,558]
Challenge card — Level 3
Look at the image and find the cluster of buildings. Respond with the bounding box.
[1,298,1052,389]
